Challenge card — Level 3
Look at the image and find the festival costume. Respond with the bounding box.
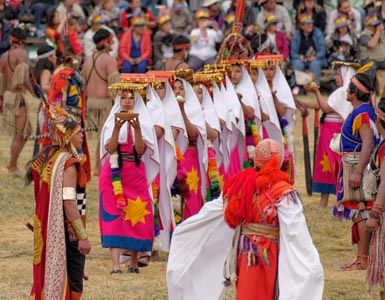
[30,106,88,300]
[176,77,208,220]
[167,139,324,300]
[334,102,379,219]
[313,64,357,195]
[99,87,159,252]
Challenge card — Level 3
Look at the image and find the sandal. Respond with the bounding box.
[110,269,122,275]
[128,267,140,274]
[341,255,368,271]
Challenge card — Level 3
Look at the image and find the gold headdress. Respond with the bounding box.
[331,61,361,70]
[174,69,194,83]
[109,74,150,98]
[255,55,284,69]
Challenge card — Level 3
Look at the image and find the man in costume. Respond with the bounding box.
[82,28,119,176]
[0,27,34,173]
[167,139,324,300]
[27,105,91,300]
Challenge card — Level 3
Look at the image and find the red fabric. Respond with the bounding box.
[118,29,153,68]
[274,31,289,61]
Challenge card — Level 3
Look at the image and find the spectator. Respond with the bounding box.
[256,0,293,41]
[118,16,152,73]
[291,12,327,87]
[83,14,119,58]
[296,0,327,32]
[376,0,385,25]
[153,13,176,70]
[171,0,193,35]
[30,0,56,33]
[188,8,223,71]
[326,14,359,63]
[227,0,256,28]
[91,0,120,32]
[0,19,10,58]
[201,0,224,31]
[264,13,289,62]
[164,34,190,70]
[326,0,361,39]
[359,12,385,71]
[56,0,86,25]
[45,9,66,58]
[119,0,156,32]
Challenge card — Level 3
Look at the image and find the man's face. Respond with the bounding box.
[339,1,351,15]
[130,0,141,10]
[263,0,276,11]
[300,22,314,34]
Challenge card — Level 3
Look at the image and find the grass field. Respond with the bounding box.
[0,95,381,300]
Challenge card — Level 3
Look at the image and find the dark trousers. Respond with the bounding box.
[66,239,86,299]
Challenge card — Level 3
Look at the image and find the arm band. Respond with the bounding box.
[71,218,88,240]
[63,187,76,201]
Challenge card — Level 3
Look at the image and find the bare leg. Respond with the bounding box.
[7,106,31,172]
[130,251,138,269]
[109,247,121,271]
[319,193,329,207]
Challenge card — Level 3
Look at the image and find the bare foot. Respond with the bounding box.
[7,166,21,174]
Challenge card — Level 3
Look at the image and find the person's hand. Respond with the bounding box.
[300,56,307,62]
[78,239,91,255]
[307,55,315,61]
[348,10,355,20]
[128,57,136,65]
[366,217,379,232]
[114,116,127,130]
[245,25,256,35]
[349,170,362,189]
[303,83,319,94]
[130,117,141,130]
[211,20,219,31]
[377,23,384,33]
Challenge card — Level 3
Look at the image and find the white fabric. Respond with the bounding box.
[167,196,233,300]
[234,65,262,131]
[163,82,189,154]
[201,85,222,167]
[100,91,160,185]
[256,68,283,146]
[213,81,233,171]
[328,65,356,120]
[167,191,324,300]
[147,85,177,251]
[225,76,245,166]
[177,78,208,199]
[189,28,224,60]
[278,192,324,300]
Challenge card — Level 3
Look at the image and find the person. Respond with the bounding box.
[56,0,86,25]
[201,0,224,31]
[164,35,190,71]
[167,139,324,300]
[0,27,34,173]
[119,0,156,32]
[304,61,358,207]
[359,12,385,71]
[45,9,66,59]
[82,28,119,176]
[263,13,290,62]
[0,18,10,58]
[326,0,361,39]
[257,0,293,41]
[333,71,379,271]
[27,105,91,300]
[99,83,159,274]
[173,75,208,220]
[366,97,385,300]
[118,16,152,73]
[83,14,119,59]
[153,13,176,70]
[296,0,327,32]
[291,12,327,88]
[170,0,193,35]
[326,14,360,64]
[188,8,223,71]
[226,0,256,28]
[29,0,56,34]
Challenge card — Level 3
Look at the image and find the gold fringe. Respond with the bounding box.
[11,62,28,90]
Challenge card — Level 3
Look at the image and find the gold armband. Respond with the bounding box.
[71,218,88,240]
[63,187,76,201]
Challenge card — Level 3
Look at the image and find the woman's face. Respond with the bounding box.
[335,67,343,87]
[173,80,185,97]
[337,25,348,35]
[249,69,259,84]
[103,0,114,11]
[193,84,203,103]
[120,90,135,111]
[156,83,166,100]
[70,128,84,150]
[53,12,60,25]
[304,0,315,9]
[263,65,276,82]
[231,65,243,85]
[161,21,172,34]
[133,24,145,35]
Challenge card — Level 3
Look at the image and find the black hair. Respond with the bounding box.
[46,7,58,28]
[337,0,349,9]
[173,35,190,53]
[10,27,27,41]
[250,32,268,54]
[349,73,375,102]
[93,28,111,50]
[378,99,385,129]
[34,45,56,84]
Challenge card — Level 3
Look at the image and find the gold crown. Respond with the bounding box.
[256,55,284,69]
[331,61,361,70]
[193,72,224,84]
[203,63,233,77]
[250,59,267,69]
[108,82,148,98]
[121,73,155,83]
[175,69,194,83]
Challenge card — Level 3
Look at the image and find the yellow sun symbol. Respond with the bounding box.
[219,174,224,190]
[122,196,151,227]
[186,166,200,195]
[320,153,332,173]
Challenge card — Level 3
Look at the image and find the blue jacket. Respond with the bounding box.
[0,21,10,59]
[291,27,327,66]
